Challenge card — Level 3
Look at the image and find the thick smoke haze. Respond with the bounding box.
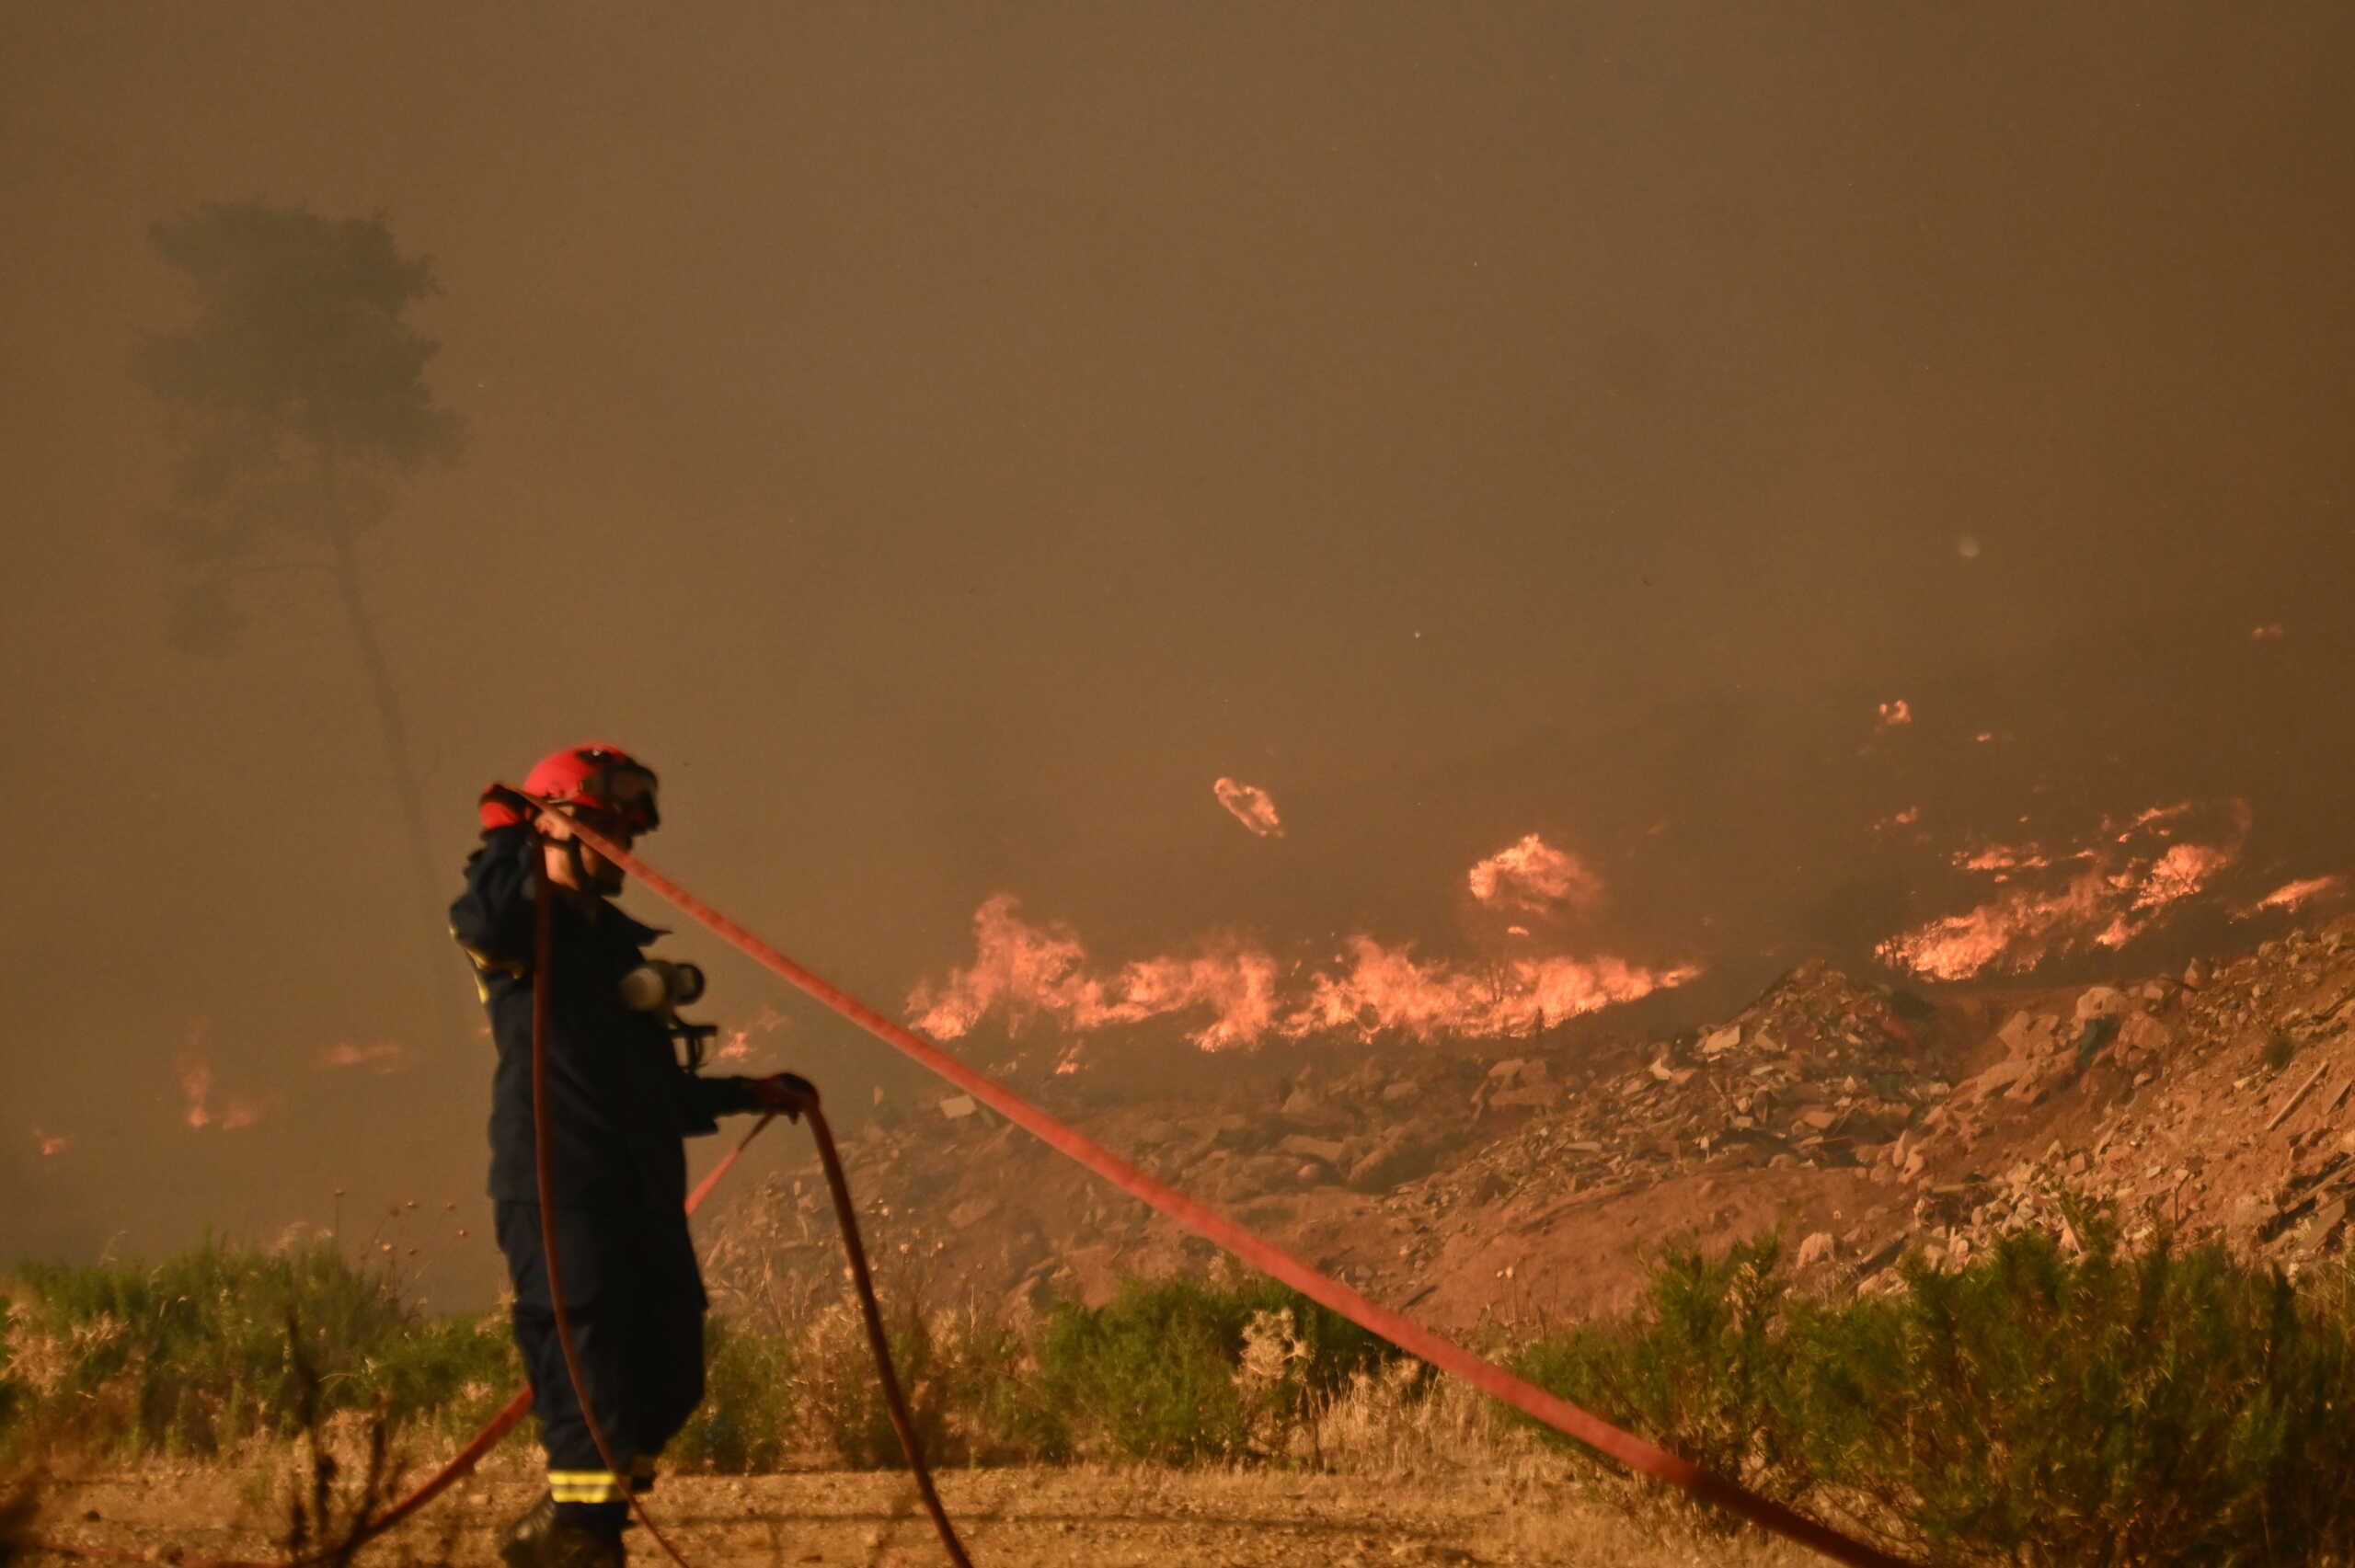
[4,4,2350,1305]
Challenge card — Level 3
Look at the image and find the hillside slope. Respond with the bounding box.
[703,916,2355,1333]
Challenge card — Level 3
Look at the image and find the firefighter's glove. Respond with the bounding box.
[752,1072,819,1121]
[478,784,541,834]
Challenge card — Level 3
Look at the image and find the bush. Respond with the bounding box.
[1512,1216,2355,1565]
[1511,1235,1808,1523]
[0,1239,421,1459]
[1034,1274,1400,1463]
[668,1317,799,1472]
[1790,1219,2355,1565]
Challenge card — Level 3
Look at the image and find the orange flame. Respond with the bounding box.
[2237,875,2348,919]
[1292,938,1700,1041]
[316,1041,410,1073]
[178,1033,262,1131]
[1212,778,1283,838]
[1465,833,1603,914]
[31,1127,70,1158]
[1879,803,2246,980]
[1875,699,1913,729]
[178,1053,214,1130]
[2252,624,2287,641]
[909,894,1697,1051]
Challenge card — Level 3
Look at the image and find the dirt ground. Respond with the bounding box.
[26,1464,1813,1568]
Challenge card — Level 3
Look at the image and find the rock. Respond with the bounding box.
[1701,1024,1742,1057]
[2075,986,2130,1024]
[1959,1056,2029,1102]
[938,1095,977,1120]
[1380,1081,1420,1104]
[1852,1234,1906,1278]
[1208,1114,1258,1150]
[2116,1012,2176,1058]
[947,1196,1000,1229]
[1347,1130,1437,1191]
[1277,1133,1348,1165]
[1488,1083,1563,1110]
[2185,957,2211,988]
[1796,1231,1837,1268]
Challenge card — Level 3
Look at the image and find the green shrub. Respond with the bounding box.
[1511,1235,1808,1522]
[667,1317,798,1472]
[1513,1217,2355,1565]
[1790,1219,2355,1565]
[1,1239,417,1459]
[1034,1274,1399,1463]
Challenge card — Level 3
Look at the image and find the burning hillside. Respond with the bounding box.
[907,765,2348,1068]
[907,833,1702,1057]
[721,910,2355,1338]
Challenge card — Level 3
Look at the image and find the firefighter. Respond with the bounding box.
[452,743,811,1568]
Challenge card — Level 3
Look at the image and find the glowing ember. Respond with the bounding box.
[316,1041,409,1073]
[909,894,1697,1051]
[1878,802,2246,980]
[1954,844,2060,874]
[1212,778,1283,838]
[1875,699,1913,728]
[2237,875,2349,919]
[1465,834,1603,914]
[713,1028,753,1061]
[178,1054,214,1129]
[31,1127,69,1158]
[2252,624,2287,640]
[178,1036,262,1131]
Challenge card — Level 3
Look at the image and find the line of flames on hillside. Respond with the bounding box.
[913,802,2349,1052]
[909,837,1701,1053]
[1873,799,2261,982]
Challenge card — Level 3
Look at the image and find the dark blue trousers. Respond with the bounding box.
[495,1200,707,1522]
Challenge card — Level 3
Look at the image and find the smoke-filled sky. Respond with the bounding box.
[6,4,2351,1303]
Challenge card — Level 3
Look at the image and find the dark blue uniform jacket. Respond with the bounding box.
[450,826,758,1211]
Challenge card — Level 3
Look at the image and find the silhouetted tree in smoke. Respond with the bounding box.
[135,201,465,1014]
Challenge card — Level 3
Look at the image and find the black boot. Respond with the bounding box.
[500,1494,625,1568]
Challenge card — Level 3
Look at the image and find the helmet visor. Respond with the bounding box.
[579,764,661,834]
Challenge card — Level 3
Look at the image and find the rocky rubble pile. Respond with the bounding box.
[1871,918,2355,1276]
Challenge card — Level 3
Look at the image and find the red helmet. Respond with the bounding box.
[523,743,661,833]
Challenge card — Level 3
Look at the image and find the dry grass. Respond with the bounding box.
[17,1463,1824,1567]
